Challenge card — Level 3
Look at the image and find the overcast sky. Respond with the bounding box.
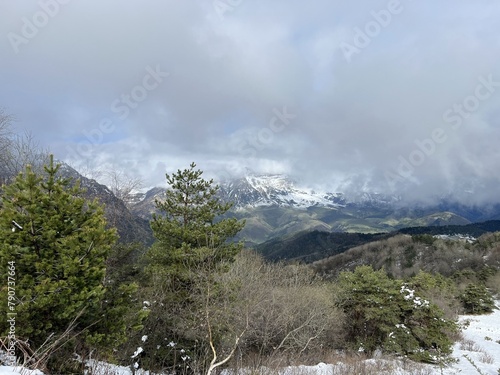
[1,1,500,205]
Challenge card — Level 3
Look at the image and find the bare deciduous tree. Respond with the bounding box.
[104,169,143,203]
[0,111,49,184]
[0,111,14,183]
[203,266,249,375]
[219,251,345,369]
[67,159,104,181]
[65,163,143,204]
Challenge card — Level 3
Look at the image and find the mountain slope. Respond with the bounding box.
[58,163,153,245]
[219,174,346,208]
[130,173,478,245]
[255,230,392,262]
[313,225,500,279]
[257,220,500,263]
[398,219,500,237]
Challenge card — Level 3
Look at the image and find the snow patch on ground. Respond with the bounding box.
[0,367,43,375]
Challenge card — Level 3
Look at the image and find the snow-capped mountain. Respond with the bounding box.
[128,172,484,244]
[130,173,350,219]
[218,174,347,209]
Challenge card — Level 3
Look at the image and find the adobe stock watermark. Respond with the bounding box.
[213,0,243,20]
[339,0,412,63]
[384,74,500,188]
[65,65,169,161]
[218,106,296,181]
[7,0,72,54]
[6,261,17,366]
[442,75,499,131]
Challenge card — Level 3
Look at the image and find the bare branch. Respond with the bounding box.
[103,169,143,203]
[0,120,50,183]
[206,294,249,375]
[67,160,104,181]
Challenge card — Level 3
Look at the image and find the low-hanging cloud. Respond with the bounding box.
[1,0,500,206]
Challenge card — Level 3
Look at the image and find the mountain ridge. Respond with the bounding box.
[128,173,499,245]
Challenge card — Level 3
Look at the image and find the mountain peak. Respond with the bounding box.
[220,173,345,209]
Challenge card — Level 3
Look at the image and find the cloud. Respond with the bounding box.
[1,0,500,205]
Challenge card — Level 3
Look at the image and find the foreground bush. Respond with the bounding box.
[224,251,345,359]
[336,266,459,363]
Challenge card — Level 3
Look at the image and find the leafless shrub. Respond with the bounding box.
[486,270,500,296]
[460,338,482,352]
[479,351,494,364]
[223,251,345,368]
[102,169,144,203]
[0,310,86,374]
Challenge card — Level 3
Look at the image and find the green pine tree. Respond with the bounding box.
[337,266,458,364]
[460,283,495,314]
[148,162,244,278]
[142,162,245,371]
[337,266,402,352]
[0,156,117,359]
[83,242,149,360]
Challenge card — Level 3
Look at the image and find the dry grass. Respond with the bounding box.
[226,351,436,375]
[84,360,124,375]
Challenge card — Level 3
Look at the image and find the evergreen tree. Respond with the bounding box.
[148,162,244,278]
[0,156,118,363]
[83,242,149,359]
[142,163,244,371]
[460,283,495,314]
[337,266,401,353]
[337,266,458,363]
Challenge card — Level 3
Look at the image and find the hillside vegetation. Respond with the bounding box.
[256,230,392,262]
[313,232,500,282]
[255,220,500,263]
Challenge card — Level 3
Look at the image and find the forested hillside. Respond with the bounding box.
[255,220,500,263]
[255,230,392,262]
[314,232,500,283]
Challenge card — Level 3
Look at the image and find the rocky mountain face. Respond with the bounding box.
[130,173,399,216]
[57,163,153,245]
[218,174,347,208]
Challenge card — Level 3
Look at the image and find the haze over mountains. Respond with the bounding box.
[49,161,500,250]
[7,158,496,264]
[127,170,500,245]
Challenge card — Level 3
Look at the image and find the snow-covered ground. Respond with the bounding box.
[443,303,500,375]
[2,302,499,375]
[0,367,43,375]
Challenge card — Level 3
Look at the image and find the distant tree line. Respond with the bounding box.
[398,220,500,238]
